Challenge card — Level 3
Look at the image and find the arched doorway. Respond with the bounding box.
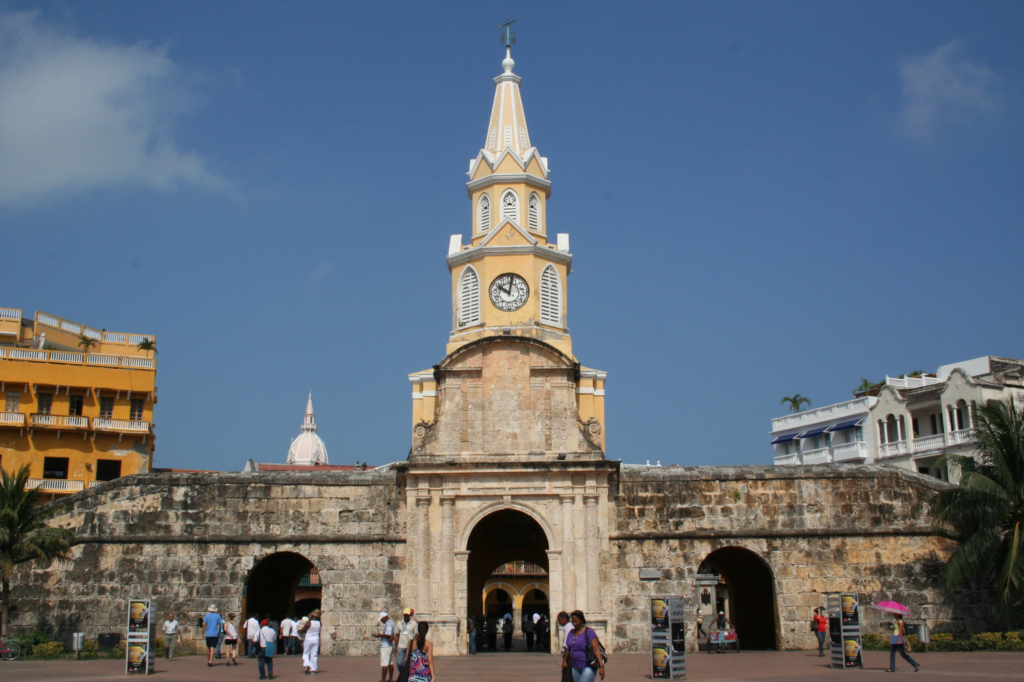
[467,509,550,652]
[698,547,778,650]
[244,551,322,622]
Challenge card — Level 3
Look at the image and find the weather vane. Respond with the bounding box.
[500,13,516,49]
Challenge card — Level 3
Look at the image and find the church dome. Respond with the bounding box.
[286,393,329,465]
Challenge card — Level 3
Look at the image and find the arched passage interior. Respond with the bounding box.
[244,551,321,622]
[700,547,778,650]
[466,509,550,619]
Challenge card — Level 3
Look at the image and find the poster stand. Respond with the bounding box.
[826,592,863,669]
[126,598,153,675]
[650,596,687,679]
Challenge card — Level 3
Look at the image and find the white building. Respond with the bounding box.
[772,356,1024,479]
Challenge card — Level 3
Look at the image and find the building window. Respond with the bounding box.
[43,457,69,480]
[843,426,863,444]
[69,395,84,416]
[95,459,122,482]
[501,190,518,224]
[504,125,512,149]
[784,440,796,455]
[540,264,561,326]
[528,193,540,231]
[478,194,491,232]
[488,127,497,151]
[5,391,20,412]
[130,399,144,421]
[37,392,53,415]
[100,397,114,419]
[458,266,481,327]
[519,126,528,151]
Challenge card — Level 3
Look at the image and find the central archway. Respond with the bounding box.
[244,551,321,622]
[699,547,778,650]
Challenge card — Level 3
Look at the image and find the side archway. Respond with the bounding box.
[244,551,321,622]
[699,546,778,650]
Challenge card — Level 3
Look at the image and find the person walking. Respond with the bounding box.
[524,612,535,651]
[486,616,498,652]
[562,611,605,682]
[467,617,477,655]
[280,615,296,656]
[812,608,828,657]
[258,618,277,680]
[537,614,549,653]
[376,611,396,682]
[223,613,240,666]
[406,622,435,682]
[558,612,574,682]
[502,613,513,651]
[245,613,261,658]
[886,614,920,673]
[695,608,705,639]
[395,608,418,676]
[204,605,224,667]
[162,613,181,660]
[301,610,322,674]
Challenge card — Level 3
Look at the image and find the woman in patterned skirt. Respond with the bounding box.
[406,622,435,682]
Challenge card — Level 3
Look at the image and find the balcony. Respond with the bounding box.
[0,346,154,370]
[93,418,151,434]
[948,428,973,446]
[801,448,832,465]
[832,441,869,462]
[880,441,909,458]
[772,397,874,431]
[25,478,85,493]
[0,412,26,427]
[298,569,322,587]
[30,414,89,430]
[885,375,943,389]
[773,453,801,466]
[912,433,946,453]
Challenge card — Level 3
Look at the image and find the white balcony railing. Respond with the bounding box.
[880,441,909,458]
[885,375,944,389]
[93,418,150,433]
[30,414,89,428]
[0,412,26,426]
[801,448,832,465]
[772,397,874,430]
[0,307,21,321]
[1,348,154,370]
[25,478,85,492]
[948,428,974,446]
[773,454,801,466]
[832,441,869,462]
[88,480,107,489]
[913,433,946,453]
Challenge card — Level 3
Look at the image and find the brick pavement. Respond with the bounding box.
[4,651,1024,681]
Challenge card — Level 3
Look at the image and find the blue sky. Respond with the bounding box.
[1,2,1021,470]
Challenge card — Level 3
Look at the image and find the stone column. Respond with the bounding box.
[560,495,577,613]
[584,495,600,615]
[440,497,455,615]
[416,496,431,614]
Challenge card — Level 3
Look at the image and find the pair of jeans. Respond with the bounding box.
[248,639,258,657]
[890,643,919,670]
[815,631,826,654]
[571,666,597,682]
[258,648,274,679]
[469,633,477,654]
[215,633,225,658]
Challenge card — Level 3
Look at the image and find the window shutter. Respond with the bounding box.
[528,194,540,231]
[504,125,513,149]
[459,268,480,326]
[501,191,518,224]
[488,128,497,151]
[479,195,490,232]
[540,265,561,326]
[519,126,528,150]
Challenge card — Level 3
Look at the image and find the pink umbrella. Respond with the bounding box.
[872,601,909,615]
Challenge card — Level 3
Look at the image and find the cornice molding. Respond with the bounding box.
[446,243,572,269]
[466,172,551,197]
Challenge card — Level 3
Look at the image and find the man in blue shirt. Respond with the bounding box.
[204,605,224,667]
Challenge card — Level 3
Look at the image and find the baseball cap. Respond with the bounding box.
[403,608,413,615]
[380,611,389,620]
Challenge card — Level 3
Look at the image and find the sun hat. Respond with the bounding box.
[310,609,322,619]
[403,608,413,615]
[208,604,218,613]
[379,611,389,620]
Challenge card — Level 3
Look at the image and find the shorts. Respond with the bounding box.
[224,639,238,645]
[380,645,394,666]
[206,636,219,649]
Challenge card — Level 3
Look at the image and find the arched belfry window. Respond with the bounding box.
[488,128,497,151]
[459,266,480,326]
[504,125,513,149]
[528,193,541,231]
[478,194,491,232]
[501,190,518,225]
[540,264,562,326]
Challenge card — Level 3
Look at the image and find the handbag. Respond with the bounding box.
[580,628,608,669]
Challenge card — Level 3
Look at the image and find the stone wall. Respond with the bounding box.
[10,470,407,656]
[606,464,995,652]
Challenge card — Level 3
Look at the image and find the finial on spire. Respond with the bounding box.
[499,13,516,50]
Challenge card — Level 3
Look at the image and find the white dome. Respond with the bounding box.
[286,393,329,465]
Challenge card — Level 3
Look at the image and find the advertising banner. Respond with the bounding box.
[126,598,152,675]
[651,599,668,629]
[651,646,669,678]
[843,636,863,668]
[649,596,686,679]
[128,600,150,634]
[126,641,149,673]
[841,595,859,626]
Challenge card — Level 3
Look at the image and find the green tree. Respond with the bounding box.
[935,398,1024,625]
[136,338,157,357]
[780,394,812,413]
[76,334,96,353]
[0,465,74,637]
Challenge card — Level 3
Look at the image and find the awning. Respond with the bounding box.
[771,433,800,445]
[800,426,828,438]
[828,419,863,432]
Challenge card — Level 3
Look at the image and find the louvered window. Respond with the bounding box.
[504,125,513,149]
[540,265,561,326]
[501,190,518,224]
[528,193,540,231]
[459,267,480,326]
[519,126,528,150]
[488,127,497,150]
[478,194,490,232]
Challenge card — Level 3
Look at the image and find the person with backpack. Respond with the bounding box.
[561,610,606,682]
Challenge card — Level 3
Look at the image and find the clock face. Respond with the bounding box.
[489,273,530,312]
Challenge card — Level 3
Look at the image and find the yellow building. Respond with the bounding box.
[409,48,607,448]
[0,307,157,499]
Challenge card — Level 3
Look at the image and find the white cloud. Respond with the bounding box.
[0,12,229,207]
[897,40,1002,141]
[308,261,333,284]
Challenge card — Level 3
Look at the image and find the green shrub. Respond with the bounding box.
[972,632,1004,648]
[16,629,51,656]
[32,641,65,659]
[862,633,887,651]
[111,642,126,660]
[81,639,100,660]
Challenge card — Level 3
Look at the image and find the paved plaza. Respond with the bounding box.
[4,651,1024,681]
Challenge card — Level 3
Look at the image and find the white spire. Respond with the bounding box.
[287,392,328,464]
[302,391,317,432]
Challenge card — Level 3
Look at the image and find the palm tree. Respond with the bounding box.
[0,465,74,636]
[76,334,96,353]
[780,395,812,413]
[935,398,1024,625]
[136,338,156,357]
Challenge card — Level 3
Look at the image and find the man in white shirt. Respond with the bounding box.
[394,608,418,672]
[375,612,395,682]
[258,619,277,680]
[245,613,261,658]
[162,614,181,660]
[280,616,296,656]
